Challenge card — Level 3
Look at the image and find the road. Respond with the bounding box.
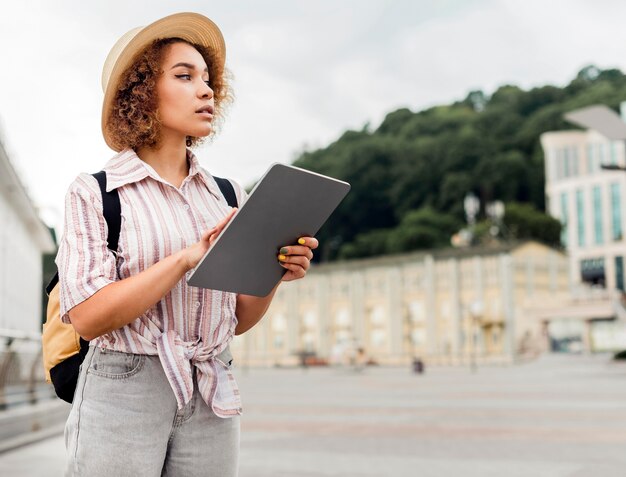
[1,353,626,476]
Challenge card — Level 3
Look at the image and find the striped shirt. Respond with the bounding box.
[56,148,247,417]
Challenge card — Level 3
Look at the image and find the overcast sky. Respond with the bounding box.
[1,0,626,233]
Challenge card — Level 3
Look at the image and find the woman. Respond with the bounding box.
[56,12,317,476]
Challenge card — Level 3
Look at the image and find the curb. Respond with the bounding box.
[0,400,69,455]
[0,422,65,454]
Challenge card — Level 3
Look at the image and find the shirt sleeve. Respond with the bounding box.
[56,173,117,323]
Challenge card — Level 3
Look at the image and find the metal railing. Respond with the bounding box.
[0,328,54,410]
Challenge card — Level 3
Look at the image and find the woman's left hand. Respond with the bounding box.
[277,237,319,282]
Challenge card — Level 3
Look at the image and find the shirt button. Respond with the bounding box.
[195,301,201,308]
[184,204,190,211]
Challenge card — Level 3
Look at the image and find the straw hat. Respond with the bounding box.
[101,12,226,151]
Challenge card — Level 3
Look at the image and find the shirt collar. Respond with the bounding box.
[103,148,223,200]
[186,150,223,199]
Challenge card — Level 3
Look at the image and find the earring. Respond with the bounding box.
[186,137,192,147]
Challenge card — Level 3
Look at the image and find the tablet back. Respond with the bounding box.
[187,163,350,296]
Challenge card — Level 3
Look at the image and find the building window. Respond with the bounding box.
[616,256,624,291]
[303,311,317,328]
[571,147,579,176]
[611,183,622,241]
[576,189,585,247]
[411,328,426,347]
[492,327,500,347]
[408,301,425,323]
[580,258,605,287]
[335,309,350,327]
[586,144,594,174]
[560,192,568,247]
[610,142,618,166]
[598,143,605,166]
[555,148,563,180]
[593,186,604,245]
[272,314,287,333]
[371,329,387,348]
[274,335,284,348]
[563,148,571,177]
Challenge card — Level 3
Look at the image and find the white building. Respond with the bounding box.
[541,104,626,291]
[0,139,55,337]
[540,104,626,352]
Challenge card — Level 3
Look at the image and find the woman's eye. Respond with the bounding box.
[176,74,191,80]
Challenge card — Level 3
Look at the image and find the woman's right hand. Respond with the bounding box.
[182,208,237,271]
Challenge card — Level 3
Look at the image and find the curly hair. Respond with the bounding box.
[105,37,233,151]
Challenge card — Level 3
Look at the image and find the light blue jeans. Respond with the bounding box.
[64,346,240,476]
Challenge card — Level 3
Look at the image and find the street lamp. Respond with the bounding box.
[457,193,481,247]
[464,193,480,227]
[486,200,505,239]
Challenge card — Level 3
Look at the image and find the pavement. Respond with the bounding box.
[1,353,626,476]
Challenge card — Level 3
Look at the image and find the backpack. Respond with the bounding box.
[42,171,239,403]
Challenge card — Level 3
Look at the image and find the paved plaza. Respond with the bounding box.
[1,353,626,476]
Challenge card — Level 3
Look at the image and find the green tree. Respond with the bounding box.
[502,202,562,247]
[386,207,462,253]
[290,65,620,262]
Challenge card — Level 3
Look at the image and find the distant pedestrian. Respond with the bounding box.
[354,347,367,372]
[57,12,318,476]
[412,356,425,374]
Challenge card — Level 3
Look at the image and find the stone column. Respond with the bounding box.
[317,276,331,357]
[424,255,437,357]
[499,254,515,361]
[450,258,462,358]
[387,267,403,361]
[286,282,301,355]
[351,271,365,345]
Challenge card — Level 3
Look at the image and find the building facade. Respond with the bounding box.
[231,241,570,366]
[541,127,626,291]
[0,140,55,337]
[538,104,626,353]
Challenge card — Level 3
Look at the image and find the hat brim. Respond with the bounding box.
[101,12,226,152]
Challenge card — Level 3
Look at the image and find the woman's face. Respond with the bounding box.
[156,42,215,142]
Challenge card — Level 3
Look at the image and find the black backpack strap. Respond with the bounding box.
[72,172,121,358]
[213,176,238,208]
[45,171,121,296]
[92,171,121,252]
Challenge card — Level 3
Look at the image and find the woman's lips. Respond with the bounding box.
[196,105,214,120]
[197,111,213,119]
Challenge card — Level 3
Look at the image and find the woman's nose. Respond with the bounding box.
[200,81,214,99]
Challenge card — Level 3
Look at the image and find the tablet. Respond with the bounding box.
[187,163,351,296]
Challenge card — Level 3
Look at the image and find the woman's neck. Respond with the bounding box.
[137,136,189,189]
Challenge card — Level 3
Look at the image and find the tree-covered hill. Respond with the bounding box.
[292,66,626,262]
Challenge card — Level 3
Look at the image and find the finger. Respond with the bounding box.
[279,261,306,279]
[208,208,238,240]
[217,208,237,228]
[278,255,310,271]
[297,237,319,250]
[202,228,217,242]
[278,245,314,260]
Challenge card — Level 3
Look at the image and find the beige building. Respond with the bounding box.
[231,241,571,366]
